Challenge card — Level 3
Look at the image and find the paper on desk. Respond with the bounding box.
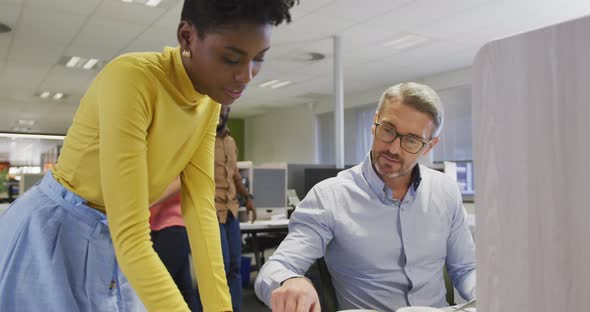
[267,219,289,226]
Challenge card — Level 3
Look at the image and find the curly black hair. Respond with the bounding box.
[181,0,298,37]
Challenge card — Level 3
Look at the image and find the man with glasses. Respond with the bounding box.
[254,82,476,312]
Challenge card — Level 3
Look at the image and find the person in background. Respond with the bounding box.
[0,1,296,311]
[152,105,256,312]
[195,104,256,312]
[149,177,200,311]
[255,82,476,312]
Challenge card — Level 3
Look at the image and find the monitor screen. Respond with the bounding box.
[252,167,287,210]
[303,168,347,197]
[455,161,474,196]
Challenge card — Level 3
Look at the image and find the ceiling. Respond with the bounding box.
[1,0,590,135]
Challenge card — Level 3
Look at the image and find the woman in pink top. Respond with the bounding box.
[149,178,199,310]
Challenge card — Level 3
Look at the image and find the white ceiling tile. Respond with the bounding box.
[271,9,358,46]
[0,0,23,4]
[94,0,167,25]
[40,66,96,96]
[0,3,22,28]
[341,0,491,48]
[66,17,147,60]
[0,86,40,104]
[7,38,66,64]
[23,0,101,16]
[153,0,184,28]
[15,7,87,45]
[0,61,52,91]
[0,36,11,62]
[290,0,336,19]
[123,25,178,53]
[313,0,410,24]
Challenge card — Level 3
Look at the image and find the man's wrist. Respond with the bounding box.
[280,276,313,287]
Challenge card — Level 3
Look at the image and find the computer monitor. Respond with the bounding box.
[252,167,288,220]
[303,168,347,197]
[455,161,474,196]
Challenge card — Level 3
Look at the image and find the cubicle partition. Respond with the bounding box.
[473,15,590,312]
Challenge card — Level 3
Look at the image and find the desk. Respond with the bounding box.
[0,203,9,216]
[240,219,289,270]
[441,306,475,312]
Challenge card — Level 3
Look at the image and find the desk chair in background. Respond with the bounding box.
[243,232,287,269]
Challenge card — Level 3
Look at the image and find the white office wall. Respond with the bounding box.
[317,108,361,165]
[244,67,473,164]
[432,85,473,162]
[244,104,317,164]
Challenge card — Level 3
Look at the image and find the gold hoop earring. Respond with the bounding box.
[182,49,191,58]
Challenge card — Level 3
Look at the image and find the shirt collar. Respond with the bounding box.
[167,46,207,105]
[361,152,423,199]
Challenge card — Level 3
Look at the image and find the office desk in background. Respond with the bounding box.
[240,219,289,270]
[0,203,9,216]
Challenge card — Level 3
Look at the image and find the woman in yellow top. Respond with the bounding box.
[0,1,296,311]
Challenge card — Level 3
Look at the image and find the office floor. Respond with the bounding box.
[242,283,270,312]
[242,250,272,312]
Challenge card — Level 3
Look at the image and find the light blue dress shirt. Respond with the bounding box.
[255,154,476,311]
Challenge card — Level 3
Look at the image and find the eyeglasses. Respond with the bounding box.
[374,122,430,154]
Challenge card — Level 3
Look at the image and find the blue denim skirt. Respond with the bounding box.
[0,171,145,311]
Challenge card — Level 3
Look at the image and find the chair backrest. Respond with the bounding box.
[305,258,338,312]
[306,258,456,311]
[443,264,455,306]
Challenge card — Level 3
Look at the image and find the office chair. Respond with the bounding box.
[305,258,456,312]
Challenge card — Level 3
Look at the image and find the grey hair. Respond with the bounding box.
[376,82,444,137]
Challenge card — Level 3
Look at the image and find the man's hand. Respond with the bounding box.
[246,198,257,223]
[271,277,320,312]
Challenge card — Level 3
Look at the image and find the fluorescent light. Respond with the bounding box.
[259,80,280,88]
[17,120,36,126]
[270,81,291,89]
[121,0,133,3]
[53,93,63,100]
[66,56,81,68]
[83,58,99,70]
[0,133,65,140]
[11,127,30,132]
[145,0,161,7]
[40,91,50,99]
[383,34,429,50]
[62,56,101,70]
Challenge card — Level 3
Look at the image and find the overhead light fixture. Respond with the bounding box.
[66,56,81,68]
[0,132,65,140]
[383,34,429,51]
[37,91,67,101]
[258,80,280,88]
[82,58,99,70]
[61,56,101,70]
[121,0,162,7]
[17,120,36,127]
[270,81,291,89]
[145,0,162,7]
[258,79,292,89]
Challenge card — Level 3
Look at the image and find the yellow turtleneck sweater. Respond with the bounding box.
[52,46,231,311]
